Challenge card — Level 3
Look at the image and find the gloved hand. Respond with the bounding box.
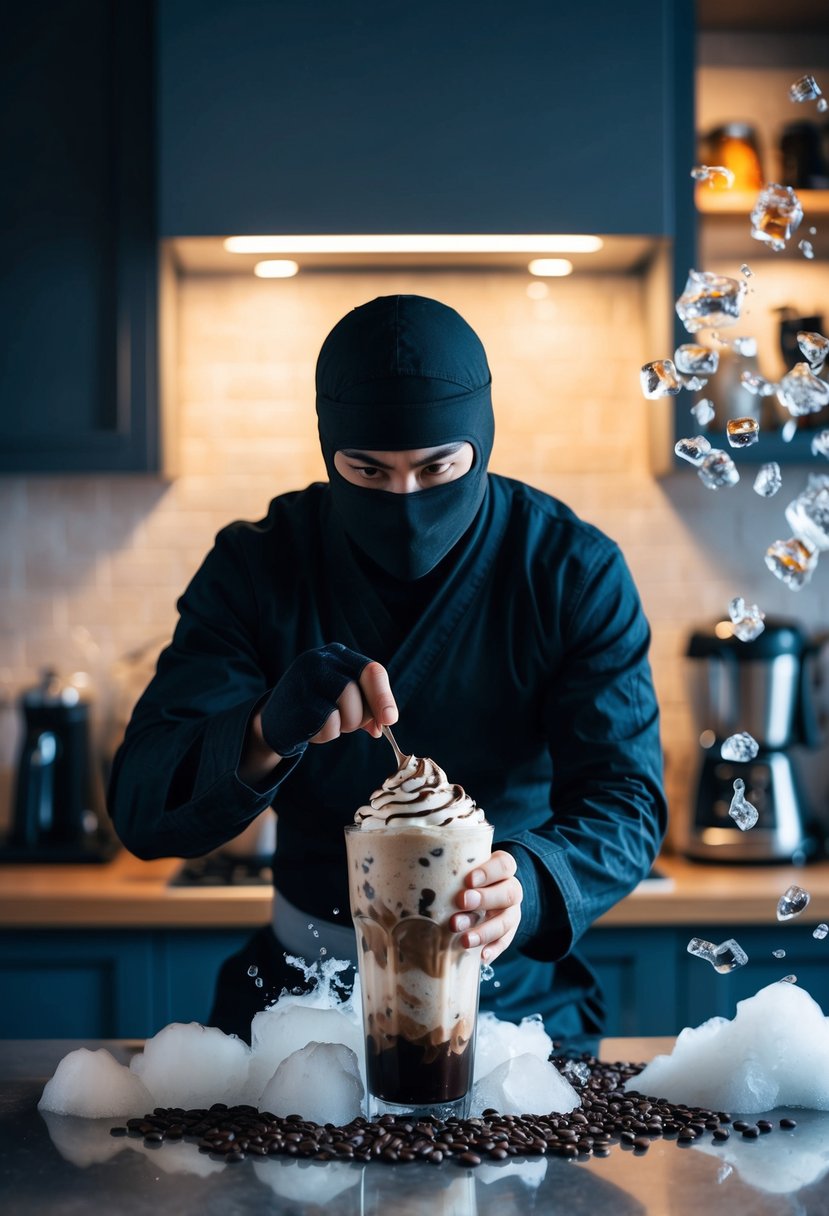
[259,643,378,758]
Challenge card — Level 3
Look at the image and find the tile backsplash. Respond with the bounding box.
[2,269,828,842]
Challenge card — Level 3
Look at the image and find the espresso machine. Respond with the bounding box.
[684,619,826,863]
[1,670,116,863]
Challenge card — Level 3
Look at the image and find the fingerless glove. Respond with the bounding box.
[259,643,372,757]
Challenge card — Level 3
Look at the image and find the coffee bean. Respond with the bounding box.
[633,1137,650,1151]
[756,1120,773,1133]
[110,1127,128,1137]
[459,1152,482,1166]
[713,1129,730,1141]
[732,1120,750,1131]
[741,1126,760,1139]
[780,1117,797,1129]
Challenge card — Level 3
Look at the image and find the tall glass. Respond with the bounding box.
[344,821,493,1119]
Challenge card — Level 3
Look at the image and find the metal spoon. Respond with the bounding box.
[381,724,407,767]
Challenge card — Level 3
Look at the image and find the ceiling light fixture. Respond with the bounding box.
[226,234,603,255]
[253,259,300,278]
[527,258,573,277]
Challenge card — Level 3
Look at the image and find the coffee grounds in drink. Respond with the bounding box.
[110,1050,791,1166]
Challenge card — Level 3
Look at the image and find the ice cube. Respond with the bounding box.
[711,940,749,974]
[778,364,829,416]
[772,949,786,959]
[675,435,712,466]
[790,74,822,103]
[691,398,716,427]
[799,239,816,260]
[687,937,717,963]
[38,1048,154,1118]
[740,371,776,396]
[811,429,829,459]
[561,1059,592,1085]
[698,449,740,489]
[470,1053,580,1117]
[691,164,736,188]
[781,975,798,984]
[676,270,747,333]
[675,344,719,375]
[765,538,818,589]
[785,483,829,551]
[247,964,259,977]
[728,596,765,642]
[729,778,759,831]
[679,374,708,392]
[814,924,828,940]
[798,331,829,370]
[721,731,759,762]
[641,359,681,399]
[731,336,758,357]
[129,1023,252,1108]
[248,1000,364,1102]
[726,417,759,447]
[750,184,803,251]
[782,419,798,442]
[740,264,753,278]
[259,1041,364,1124]
[820,98,829,113]
[474,1012,553,1083]
[753,462,782,497]
[777,884,811,921]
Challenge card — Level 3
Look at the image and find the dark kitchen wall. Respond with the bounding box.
[157,0,695,238]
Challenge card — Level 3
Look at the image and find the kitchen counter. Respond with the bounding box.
[3,1037,829,1215]
[1,850,827,928]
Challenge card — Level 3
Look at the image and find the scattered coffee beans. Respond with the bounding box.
[110,1052,786,1168]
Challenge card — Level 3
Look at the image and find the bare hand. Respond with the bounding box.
[310,660,398,744]
[450,850,523,963]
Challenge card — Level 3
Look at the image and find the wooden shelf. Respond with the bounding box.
[696,188,829,216]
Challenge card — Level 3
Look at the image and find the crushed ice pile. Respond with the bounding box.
[627,982,829,1114]
[39,958,579,1122]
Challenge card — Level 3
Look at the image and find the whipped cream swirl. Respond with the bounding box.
[356,754,486,830]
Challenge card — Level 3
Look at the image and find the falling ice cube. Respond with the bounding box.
[754,462,782,497]
[675,344,719,375]
[679,374,708,392]
[726,417,759,447]
[675,436,712,466]
[785,482,829,551]
[777,363,829,416]
[813,924,828,940]
[798,331,829,369]
[731,336,758,356]
[782,419,798,442]
[765,537,819,589]
[740,370,776,397]
[676,270,747,334]
[729,778,759,830]
[799,239,815,260]
[781,974,798,984]
[721,731,759,762]
[712,939,749,974]
[820,98,829,113]
[812,430,829,459]
[698,449,739,489]
[750,184,803,251]
[561,1059,591,1086]
[740,264,753,278]
[687,937,717,963]
[691,164,736,188]
[772,949,786,958]
[641,359,681,399]
[691,398,716,427]
[728,596,765,641]
[790,74,822,103]
[777,884,811,921]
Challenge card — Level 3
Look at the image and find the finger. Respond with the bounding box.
[310,708,341,744]
[358,661,398,732]
[481,927,518,964]
[464,850,518,889]
[335,679,368,734]
[459,904,522,951]
[456,876,523,915]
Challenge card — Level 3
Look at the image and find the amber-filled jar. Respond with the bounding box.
[700,122,764,191]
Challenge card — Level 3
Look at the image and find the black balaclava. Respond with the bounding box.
[315,295,495,581]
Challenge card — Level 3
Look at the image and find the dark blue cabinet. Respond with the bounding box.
[158,0,695,239]
[0,1,159,474]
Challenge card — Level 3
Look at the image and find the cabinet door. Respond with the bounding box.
[0,930,154,1038]
[0,1,158,473]
[581,927,679,1036]
[159,0,694,238]
[153,930,250,1031]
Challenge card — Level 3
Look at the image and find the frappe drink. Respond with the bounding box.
[345,754,493,1117]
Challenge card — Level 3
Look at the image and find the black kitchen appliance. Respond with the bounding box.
[684,619,826,864]
[1,671,116,863]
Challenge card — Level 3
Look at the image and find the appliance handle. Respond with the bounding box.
[797,645,823,748]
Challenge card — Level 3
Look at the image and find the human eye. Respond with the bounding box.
[350,464,383,481]
[422,461,452,478]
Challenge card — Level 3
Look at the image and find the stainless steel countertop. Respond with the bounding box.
[3,1039,829,1214]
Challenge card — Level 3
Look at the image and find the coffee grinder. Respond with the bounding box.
[684,619,825,863]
